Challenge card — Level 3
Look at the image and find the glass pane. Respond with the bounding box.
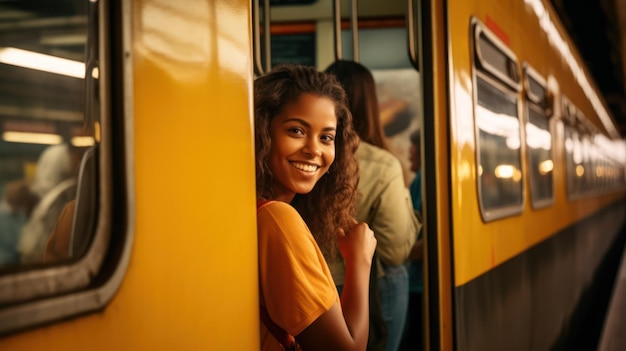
[571,129,585,194]
[475,77,523,211]
[564,126,576,196]
[581,135,593,193]
[477,33,518,83]
[0,1,93,268]
[526,106,553,205]
[341,27,414,69]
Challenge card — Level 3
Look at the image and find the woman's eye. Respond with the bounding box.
[321,134,335,143]
[288,127,304,135]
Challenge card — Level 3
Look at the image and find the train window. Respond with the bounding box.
[0,0,125,334]
[572,129,586,194]
[523,64,553,208]
[562,99,597,199]
[0,3,92,268]
[472,19,523,221]
[564,124,580,197]
[474,77,524,218]
[580,129,593,193]
[563,96,584,199]
[473,23,520,90]
[341,27,413,69]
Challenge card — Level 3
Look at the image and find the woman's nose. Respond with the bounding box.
[302,137,322,156]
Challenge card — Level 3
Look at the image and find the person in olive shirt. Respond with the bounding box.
[326,60,420,351]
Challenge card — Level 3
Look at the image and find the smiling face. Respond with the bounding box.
[269,93,337,202]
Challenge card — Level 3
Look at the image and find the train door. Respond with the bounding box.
[254,0,454,349]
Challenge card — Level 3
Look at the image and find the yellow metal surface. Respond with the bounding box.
[447,0,626,287]
[0,0,258,349]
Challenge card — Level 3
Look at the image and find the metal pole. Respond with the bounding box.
[333,0,342,61]
[351,0,359,62]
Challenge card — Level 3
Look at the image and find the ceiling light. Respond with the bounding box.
[0,47,84,78]
[2,131,63,145]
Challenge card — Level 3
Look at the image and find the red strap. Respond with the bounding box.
[260,305,297,350]
[257,199,298,350]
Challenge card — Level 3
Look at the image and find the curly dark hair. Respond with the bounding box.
[254,64,360,258]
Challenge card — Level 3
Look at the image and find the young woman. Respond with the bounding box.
[325,60,420,351]
[255,64,377,350]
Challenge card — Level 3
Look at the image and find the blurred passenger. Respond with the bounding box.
[45,144,96,263]
[5,179,38,218]
[255,64,377,350]
[44,199,76,263]
[400,129,425,351]
[18,143,78,264]
[0,180,37,265]
[326,60,420,351]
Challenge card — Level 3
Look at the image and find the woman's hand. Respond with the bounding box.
[336,220,377,266]
[296,221,377,350]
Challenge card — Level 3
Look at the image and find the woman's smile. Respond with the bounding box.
[290,161,320,174]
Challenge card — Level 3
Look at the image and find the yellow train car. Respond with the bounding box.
[445,0,626,350]
[0,0,624,350]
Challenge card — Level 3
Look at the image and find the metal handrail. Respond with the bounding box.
[253,0,271,75]
[406,0,420,70]
[333,0,359,62]
[263,0,271,73]
[253,0,263,75]
[351,0,359,62]
[333,0,342,61]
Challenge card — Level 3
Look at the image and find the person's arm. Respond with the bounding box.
[370,163,419,267]
[296,222,375,351]
[408,238,424,261]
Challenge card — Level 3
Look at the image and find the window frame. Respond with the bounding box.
[0,0,134,335]
[471,18,525,222]
[522,63,554,209]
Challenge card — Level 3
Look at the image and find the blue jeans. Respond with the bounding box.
[379,264,409,351]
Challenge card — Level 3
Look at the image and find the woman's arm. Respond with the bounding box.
[296,222,375,351]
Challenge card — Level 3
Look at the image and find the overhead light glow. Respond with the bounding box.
[494,164,516,178]
[538,159,554,175]
[71,136,95,147]
[0,47,85,78]
[576,165,585,177]
[2,131,62,145]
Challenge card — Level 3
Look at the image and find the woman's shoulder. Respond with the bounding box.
[258,200,296,213]
[257,200,304,225]
[257,201,313,247]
